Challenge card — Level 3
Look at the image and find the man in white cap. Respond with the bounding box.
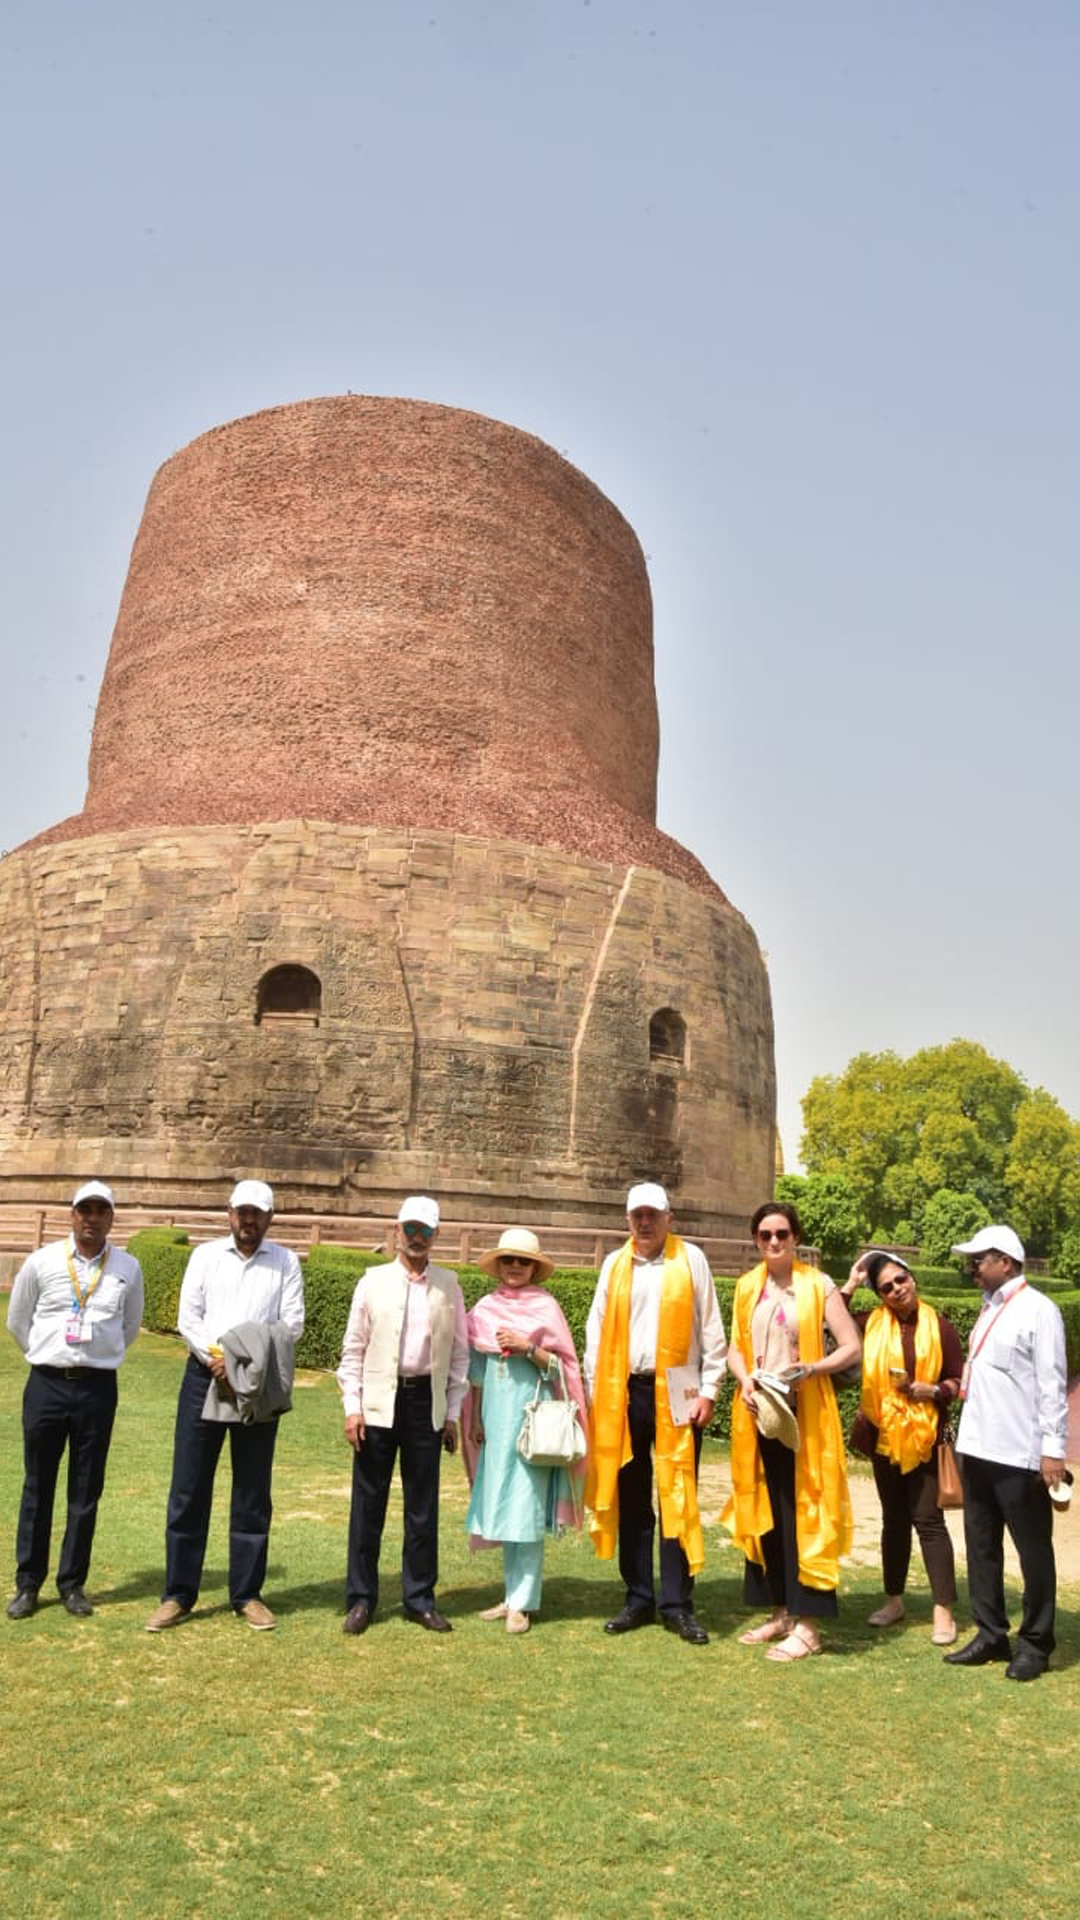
[584,1182,727,1643]
[146,1180,304,1632]
[337,1197,468,1634]
[944,1224,1067,1680]
[6,1182,143,1620]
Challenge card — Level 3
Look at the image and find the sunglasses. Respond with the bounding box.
[402,1221,436,1239]
[498,1255,535,1268]
[877,1275,910,1295]
[757,1228,791,1244]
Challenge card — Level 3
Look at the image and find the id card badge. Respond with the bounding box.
[959,1360,971,1402]
[65,1312,91,1346]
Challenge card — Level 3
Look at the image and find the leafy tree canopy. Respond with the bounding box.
[800,1039,1078,1255]
[774,1171,867,1273]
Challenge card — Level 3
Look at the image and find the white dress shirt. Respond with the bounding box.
[956,1276,1067,1470]
[583,1239,728,1399]
[7,1237,144,1370]
[178,1234,305,1364]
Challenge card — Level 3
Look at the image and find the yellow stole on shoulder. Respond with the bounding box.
[861,1301,941,1472]
[585,1235,704,1575]
[720,1262,853,1590]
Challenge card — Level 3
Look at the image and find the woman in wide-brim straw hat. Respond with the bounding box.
[461,1228,588,1634]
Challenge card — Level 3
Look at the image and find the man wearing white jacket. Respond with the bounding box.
[337,1197,468,1636]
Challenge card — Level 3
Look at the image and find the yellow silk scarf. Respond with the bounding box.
[721,1262,853,1591]
[861,1301,942,1472]
[585,1235,704,1575]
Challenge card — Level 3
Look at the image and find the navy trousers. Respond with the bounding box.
[345,1378,443,1614]
[15,1365,118,1595]
[163,1355,279,1611]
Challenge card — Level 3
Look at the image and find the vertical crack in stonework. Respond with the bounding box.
[566,865,637,1161]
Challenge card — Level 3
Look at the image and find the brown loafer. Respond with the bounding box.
[145,1598,192,1633]
[343,1603,373,1636]
[238,1598,275,1631]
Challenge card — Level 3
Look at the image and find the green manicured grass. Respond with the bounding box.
[0,1333,1076,1920]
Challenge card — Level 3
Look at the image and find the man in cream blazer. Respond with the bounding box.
[337,1197,468,1635]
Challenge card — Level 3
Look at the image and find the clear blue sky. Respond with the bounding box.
[3,2,1078,1172]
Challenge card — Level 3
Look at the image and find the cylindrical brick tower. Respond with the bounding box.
[0,398,775,1229]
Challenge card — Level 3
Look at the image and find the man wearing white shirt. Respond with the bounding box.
[337,1197,468,1635]
[146,1180,304,1633]
[584,1183,727,1644]
[6,1181,143,1620]
[945,1224,1068,1680]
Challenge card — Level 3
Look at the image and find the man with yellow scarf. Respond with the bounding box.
[584,1183,727,1644]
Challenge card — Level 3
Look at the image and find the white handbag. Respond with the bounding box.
[516,1357,587,1468]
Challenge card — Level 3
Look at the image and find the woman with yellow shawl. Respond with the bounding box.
[840,1250,963,1646]
[723,1202,861,1662]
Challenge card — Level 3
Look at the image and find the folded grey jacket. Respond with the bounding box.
[201,1319,296,1425]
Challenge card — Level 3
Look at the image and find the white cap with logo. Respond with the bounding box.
[952,1224,1025,1265]
[230,1180,274,1213]
[397,1196,440,1230]
[626,1182,670,1214]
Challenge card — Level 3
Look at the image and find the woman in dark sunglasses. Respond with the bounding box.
[723,1202,861,1661]
[841,1250,962,1646]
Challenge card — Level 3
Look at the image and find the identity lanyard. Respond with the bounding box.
[66,1243,108,1312]
[968,1280,1027,1361]
[959,1280,1027,1400]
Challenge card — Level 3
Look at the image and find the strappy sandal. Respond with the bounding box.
[738,1614,794,1645]
[765,1623,822,1662]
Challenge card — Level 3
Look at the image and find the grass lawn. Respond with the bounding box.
[1,1332,1076,1920]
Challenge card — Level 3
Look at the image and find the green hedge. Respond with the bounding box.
[127,1227,193,1333]
[295,1246,388,1371]
[128,1234,1080,1432]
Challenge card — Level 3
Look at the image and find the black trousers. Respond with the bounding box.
[872,1452,957,1605]
[618,1372,703,1617]
[15,1365,118,1595]
[960,1452,1056,1659]
[743,1436,839,1620]
[346,1378,444,1614]
[164,1356,279,1611]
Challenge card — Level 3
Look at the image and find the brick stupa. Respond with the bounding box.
[0,398,775,1227]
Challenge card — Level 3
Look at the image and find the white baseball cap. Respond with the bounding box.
[397,1195,440,1230]
[952,1224,1025,1265]
[627,1182,670,1214]
[230,1179,274,1213]
[72,1180,115,1210]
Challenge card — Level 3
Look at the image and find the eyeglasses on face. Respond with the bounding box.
[498,1255,535,1269]
[757,1228,791,1244]
[877,1275,909,1295]
[968,1250,998,1269]
[402,1221,436,1239]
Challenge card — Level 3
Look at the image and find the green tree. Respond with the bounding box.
[1004,1088,1080,1258]
[918,1189,991,1268]
[801,1039,1029,1236]
[774,1171,867,1273]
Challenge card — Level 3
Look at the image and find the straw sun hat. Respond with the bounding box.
[477,1228,555,1282]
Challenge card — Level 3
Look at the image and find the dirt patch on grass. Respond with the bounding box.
[698,1454,1080,1585]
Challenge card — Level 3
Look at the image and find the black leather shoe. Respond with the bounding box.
[604,1603,656,1635]
[943,1633,1011,1667]
[404,1606,452,1633]
[6,1589,37,1620]
[662,1609,709,1645]
[343,1603,373,1636]
[61,1588,93,1617]
[1005,1652,1047,1682]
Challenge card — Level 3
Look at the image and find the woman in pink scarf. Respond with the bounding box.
[462,1228,588,1634]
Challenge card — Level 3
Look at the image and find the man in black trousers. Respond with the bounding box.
[945,1224,1068,1681]
[6,1181,144,1619]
